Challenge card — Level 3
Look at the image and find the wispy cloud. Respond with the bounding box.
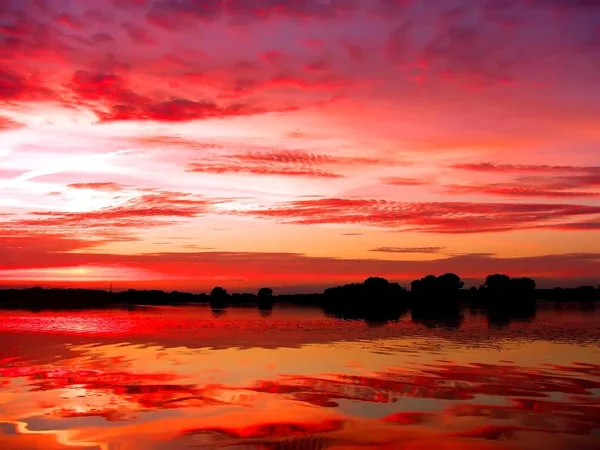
[370,246,446,254]
[235,198,600,234]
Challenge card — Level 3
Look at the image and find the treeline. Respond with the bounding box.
[0,274,598,319]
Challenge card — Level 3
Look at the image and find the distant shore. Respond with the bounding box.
[1,275,598,322]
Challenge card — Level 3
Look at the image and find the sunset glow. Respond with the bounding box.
[1,0,599,291]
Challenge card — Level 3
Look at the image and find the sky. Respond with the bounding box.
[1,0,599,292]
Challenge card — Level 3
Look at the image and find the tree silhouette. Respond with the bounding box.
[410,273,464,294]
[257,287,273,298]
[484,274,511,290]
[437,273,464,291]
[410,273,464,320]
[363,277,390,289]
[209,286,229,309]
[322,277,408,323]
[483,274,537,324]
[256,287,274,312]
[210,286,228,298]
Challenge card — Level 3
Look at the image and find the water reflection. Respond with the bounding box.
[0,306,598,450]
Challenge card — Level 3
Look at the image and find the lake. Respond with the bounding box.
[0,305,598,450]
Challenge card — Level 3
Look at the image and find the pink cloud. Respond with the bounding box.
[0,116,24,130]
[67,182,128,192]
[187,164,343,179]
[236,198,600,234]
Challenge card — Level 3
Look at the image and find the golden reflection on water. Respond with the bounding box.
[0,306,599,449]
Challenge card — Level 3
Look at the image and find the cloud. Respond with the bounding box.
[0,192,218,246]
[90,32,115,43]
[534,0,600,11]
[147,0,362,28]
[110,0,148,8]
[133,135,223,149]
[304,59,331,72]
[83,8,114,23]
[448,163,600,198]
[182,71,355,101]
[69,70,300,122]
[259,50,285,65]
[370,246,446,254]
[121,22,157,45]
[55,13,83,30]
[0,70,51,102]
[0,169,26,179]
[546,221,600,231]
[0,116,23,130]
[451,163,600,174]
[234,150,334,165]
[342,42,366,62]
[382,177,430,187]
[446,185,599,198]
[185,149,387,179]
[1,249,598,290]
[235,198,600,233]
[187,164,343,178]
[67,182,127,192]
[231,150,382,166]
[0,230,114,255]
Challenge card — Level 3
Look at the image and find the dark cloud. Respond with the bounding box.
[1,248,598,289]
[109,0,149,8]
[90,32,115,43]
[83,8,114,23]
[342,42,366,62]
[147,0,361,28]
[121,22,156,45]
[549,221,600,230]
[534,0,600,10]
[304,59,331,72]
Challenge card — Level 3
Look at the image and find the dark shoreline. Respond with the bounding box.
[1,275,598,318]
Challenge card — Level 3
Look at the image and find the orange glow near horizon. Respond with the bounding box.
[1,0,599,292]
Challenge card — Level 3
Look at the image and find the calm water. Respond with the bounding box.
[0,305,599,450]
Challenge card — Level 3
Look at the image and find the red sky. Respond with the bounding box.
[1,0,599,292]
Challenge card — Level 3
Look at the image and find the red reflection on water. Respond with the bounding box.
[1,309,599,450]
[185,418,345,440]
[381,412,435,424]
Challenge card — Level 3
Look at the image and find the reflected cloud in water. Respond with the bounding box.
[0,306,598,449]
